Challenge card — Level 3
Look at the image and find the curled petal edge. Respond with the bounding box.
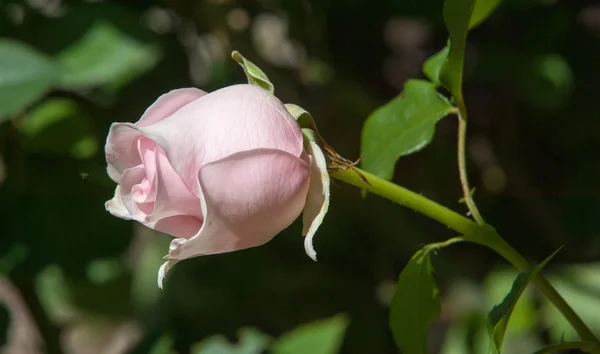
[105,185,133,220]
[157,148,311,288]
[301,134,330,261]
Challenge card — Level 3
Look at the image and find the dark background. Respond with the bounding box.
[1,0,600,353]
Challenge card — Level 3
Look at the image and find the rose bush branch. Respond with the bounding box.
[330,167,599,344]
[455,104,485,225]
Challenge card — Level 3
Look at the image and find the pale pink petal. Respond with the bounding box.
[105,123,144,183]
[138,85,304,195]
[105,186,132,220]
[135,137,157,203]
[119,165,153,222]
[152,215,202,239]
[142,146,204,238]
[301,140,330,261]
[136,88,206,128]
[157,148,310,287]
[105,88,205,182]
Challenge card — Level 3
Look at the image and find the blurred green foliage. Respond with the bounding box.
[1,0,600,353]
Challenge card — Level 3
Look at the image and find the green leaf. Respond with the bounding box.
[149,334,176,354]
[0,40,60,121]
[361,79,455,180]
[518,54,574,111]
[231,51,274,94]
[56,21,161,91]
[131,236,172,310]
[532,341,598,354]
[541,263,600,342]
[390,239,462,353]
[192,328,271,354]
[488,248,561,352]
[271,314,349,354]
[19,98,98,159]
[0,243,29,275]
[470,0,502,28]
[35,265,73,325]
[423,45,450,84]
[440,0,476,100]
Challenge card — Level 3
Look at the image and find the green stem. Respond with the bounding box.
[456,102,485,224]
[331,167,598,344]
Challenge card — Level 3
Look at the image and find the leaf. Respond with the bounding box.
[440,0,476,100]
[192,328,271,354]
[518,54,574,111]
[360,79,455,180]
[231,51,274,94]
[131,236,172,310]
[541,263,600,342]
[56,21,161,91]
[470,0,502,28]
[271,314,349,354]
[0,40,60,121]
[423,45,450,84]
[149,334,176,354]
[532,341,598,354]
[389,239,462,353]
[488,248,561,352]
[19,98,98,159]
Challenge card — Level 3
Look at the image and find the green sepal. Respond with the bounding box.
[231,51,274,94]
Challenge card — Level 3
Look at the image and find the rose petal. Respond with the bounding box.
[138,85,304,195]
[134,137,158,203]
[136,88,206,128]
[157,148,310,288]
[105,185,132,220]
[106,88,206,182]
[119,165,153,221]
[143,146,203,238]
[152,215,203,239]
[106,123,144,183]
[301,140,330,261]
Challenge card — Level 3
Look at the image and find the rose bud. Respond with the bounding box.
[105,84,329,288]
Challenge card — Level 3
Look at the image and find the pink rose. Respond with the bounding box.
[105,84,329,287]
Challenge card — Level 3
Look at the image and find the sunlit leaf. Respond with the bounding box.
[532,341,598,354]
[541,263,600,342]
[231,51,274,94]
[192,328,271,354]
[86,258,123,285]
[361,79,455,180]
[0,40,60,121]
[440,0,476,100]
[488,248,561,352]
[390,239,463,353]
[271,314,349,354]
[19,98,98,159]
[57,21,161,91]
[484,269,536,334]
[35,265,74,325]
[441,312,493,354]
